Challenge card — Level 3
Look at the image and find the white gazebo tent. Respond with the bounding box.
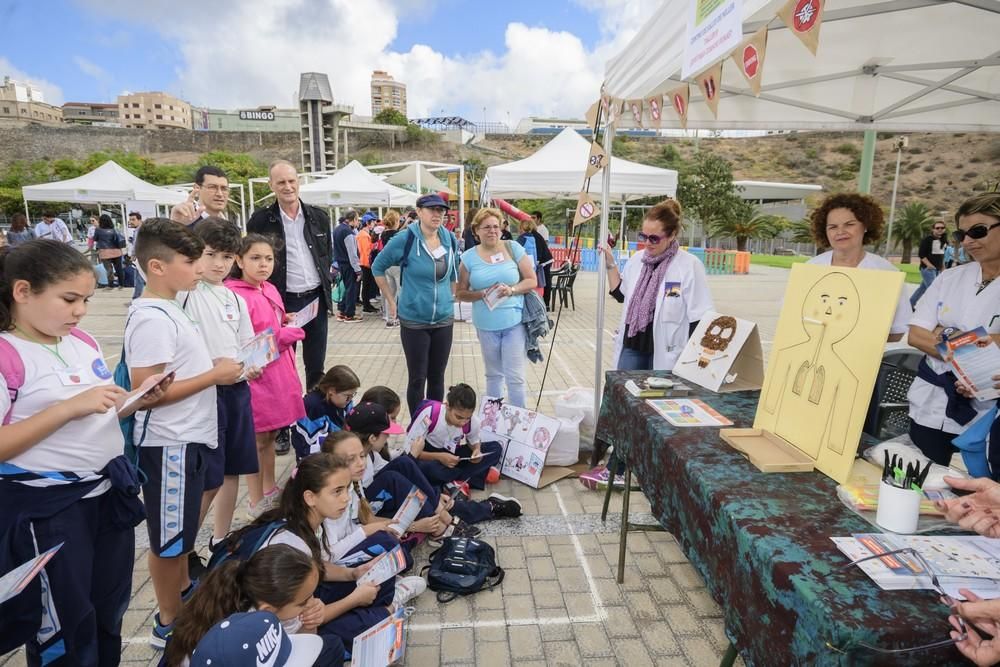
[383,163,455,194]
[22,160,188,223]
[298,160,419,208]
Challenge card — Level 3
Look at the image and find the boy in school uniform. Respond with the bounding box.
[124,218,244,648]
[179,218,262,549]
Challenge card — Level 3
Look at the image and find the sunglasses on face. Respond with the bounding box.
[637,232,669,244]
[953,221,1000,242]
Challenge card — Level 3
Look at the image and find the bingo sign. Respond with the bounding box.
[793,0,819,32]
[239,110,275,121]
[743,44,760,79]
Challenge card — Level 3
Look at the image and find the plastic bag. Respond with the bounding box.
[555,387,596,450]
[547,414,583,466]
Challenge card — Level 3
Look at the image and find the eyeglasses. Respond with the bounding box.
[954,221,1000,242]
[821,547,1000,655]
[338,390,357,400]
[637,232,668,244]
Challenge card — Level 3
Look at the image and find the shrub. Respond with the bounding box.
[834,143,859,156]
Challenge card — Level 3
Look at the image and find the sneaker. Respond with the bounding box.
[444,480,470,502]
[452,519,482,538]
[348,314,363,322]
[362,305,379,313]
[385,319,399,328]
[486,493,522,518]
[246,492,277,521]
[180,578,199,603]
[150,613,173,650]
[275,427,291,456]
[485,466,501,484]
[391,576,427,609]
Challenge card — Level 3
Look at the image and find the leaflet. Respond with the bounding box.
[0,543,63,604]
[482,284,509,311]
[938,327,1000,401]
[356,545,408,587]
[116,371,174,416]
[351,606,407,667]
[388,486,426,536]
[288,298,319,328]
[237,328,278,370]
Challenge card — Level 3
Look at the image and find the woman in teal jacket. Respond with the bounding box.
[373,194,461,414]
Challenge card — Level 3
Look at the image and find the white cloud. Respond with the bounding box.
[74,0,660,121]
[73,56,111,84]
[0,57,64,105]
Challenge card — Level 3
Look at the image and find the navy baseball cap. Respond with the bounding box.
[347,401,405,435]
[191,611,322,667]
[416,193,449,209]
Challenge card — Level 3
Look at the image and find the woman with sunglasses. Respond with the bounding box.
[805,192,910,342]
[599,198,713,371]
[907,193,1000,470]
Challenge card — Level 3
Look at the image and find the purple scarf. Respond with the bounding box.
[624,241,679,337]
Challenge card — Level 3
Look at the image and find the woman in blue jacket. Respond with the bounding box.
[373,194,461,414]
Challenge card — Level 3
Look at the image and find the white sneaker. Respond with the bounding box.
[391,576,427,609]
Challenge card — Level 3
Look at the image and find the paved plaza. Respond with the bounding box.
[3,265,914,667]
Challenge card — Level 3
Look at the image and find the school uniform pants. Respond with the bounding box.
[399,323,453,416]
[416,441,504,491]
[366,456,492,524]
[316,532,404,646]
[24,492,135,667]
[338,270,359,318]
[910,420,957,467]
[284,288,329,390]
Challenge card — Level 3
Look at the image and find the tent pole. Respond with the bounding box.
[594,123,616,423]
[458,166,465,231]
[858,129,877,194]
[619,202,627,250]
[23,199,29,224]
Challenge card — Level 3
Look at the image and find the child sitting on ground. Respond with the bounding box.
[292,365,360,460]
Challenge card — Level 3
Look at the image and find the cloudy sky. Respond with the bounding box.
[1,0,662,123]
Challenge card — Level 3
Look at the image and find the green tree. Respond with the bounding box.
[705,200,786,251]
[893,201,934,263]
[787,218,816,244]
[372,109,409,126]
[678,153,746,245]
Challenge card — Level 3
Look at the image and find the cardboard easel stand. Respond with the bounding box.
[720,428,814,473]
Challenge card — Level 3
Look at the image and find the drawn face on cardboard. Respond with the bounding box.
[700,316,737,352]
[801,272,860,343]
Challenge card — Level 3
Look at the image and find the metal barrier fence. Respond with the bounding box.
[549,243,749,275]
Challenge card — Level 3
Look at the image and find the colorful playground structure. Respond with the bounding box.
[548,238,750,275]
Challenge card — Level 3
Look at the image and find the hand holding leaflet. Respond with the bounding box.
[356,545,408,587]
[116,371,174,416]
[482,284,510,311]
[351,606,407,667]
[937,327,1000,401]
[388,486,427,536]
[237,328,278,371]
[288,298,319,328]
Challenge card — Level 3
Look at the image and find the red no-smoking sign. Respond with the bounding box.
[743,45,759,78]
[793,0,819,32]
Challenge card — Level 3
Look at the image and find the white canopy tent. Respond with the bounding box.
[483,127,678,200]
[383,163,455,194]
[298,160,419,208]
[22,160,188,212]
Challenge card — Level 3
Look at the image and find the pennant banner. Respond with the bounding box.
[646,95,663,129]
[573,191,601,228]
[695,61,723,119]
[585,141,608,179]
[627,99,644,128]
[730,27,768,96]
[777,0,825,55]
[584,100,601,130]
[666,84,690,130]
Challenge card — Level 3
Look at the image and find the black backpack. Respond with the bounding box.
[206,520,287,571]
[423,537,504,603]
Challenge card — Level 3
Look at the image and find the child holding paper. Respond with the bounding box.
[226,234,306,518]
[292,365,360,460]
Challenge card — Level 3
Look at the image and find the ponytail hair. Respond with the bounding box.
[352,479,376,525]
[319,430,378,525]
[314,364,361,395]
[446,383,477,411]
[0,240,95,332]
[165,545,317,666]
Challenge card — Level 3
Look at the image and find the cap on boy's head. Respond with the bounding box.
[361,211,378,223]
[346,402,404,435]
[191,611,322,667]
[416,194,449,209]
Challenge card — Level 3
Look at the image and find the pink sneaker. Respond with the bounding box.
[486,466,501,484]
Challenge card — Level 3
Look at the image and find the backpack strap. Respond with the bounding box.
[428,401,442,432]
[399,226,417,274]
[0,337,25,426]
[68,327,100,352]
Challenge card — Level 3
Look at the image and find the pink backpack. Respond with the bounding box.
[0,328,99,425]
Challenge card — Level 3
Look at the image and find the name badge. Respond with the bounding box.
[221,303,237,322]
[431,245,447,259]
[490,253,505,265]
[56,367,91,387]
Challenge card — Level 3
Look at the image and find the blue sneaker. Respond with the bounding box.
[150,613,173,650]
[180,579,199,603]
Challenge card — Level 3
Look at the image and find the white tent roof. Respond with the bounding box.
[484,128,678,201]
[298,160,419,207]
[735,180,823,200]
[21,160,188,205]
[385,163,455,194]
[603,0,1000,132]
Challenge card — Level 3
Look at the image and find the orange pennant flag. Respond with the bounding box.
[695,61,723,119]
[573,191,601,228]
[585,141,608,179]
[730,27,768,96]
[627,99,644,128]
[666,84,690,130]
[646,95,663,129]
[776,0,825,55]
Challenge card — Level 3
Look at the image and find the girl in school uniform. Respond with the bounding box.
[0,240,164,666]
[226,234,306,517]
[291,365,360,460]
[165,544,343,667]
[598,199,714,371]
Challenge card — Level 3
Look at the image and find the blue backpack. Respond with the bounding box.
[207,520,288,571]
[423,537,504,603]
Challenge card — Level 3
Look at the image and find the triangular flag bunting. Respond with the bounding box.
[585,141,608,179]
[776,0,825,55]
[666,84,690,130]
[585,100,601,130]
[730,27,768,96]
[646,95,663,129]
[695,61,723,119]
[573,191,601,228]
[627,99,644,128]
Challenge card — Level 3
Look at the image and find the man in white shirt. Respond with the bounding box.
[170,166,231,228]
[532,211,549,241]
[34,212,73,243]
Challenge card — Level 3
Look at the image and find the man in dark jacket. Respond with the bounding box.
[247,159,333,389]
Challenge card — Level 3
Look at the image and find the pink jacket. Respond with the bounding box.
[225,278,306,432]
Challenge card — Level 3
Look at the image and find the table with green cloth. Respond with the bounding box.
[595,370,967,666]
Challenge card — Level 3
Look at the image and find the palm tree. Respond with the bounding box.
[788,218,815,244]
[706,200,786,251]
[892,202,934,263]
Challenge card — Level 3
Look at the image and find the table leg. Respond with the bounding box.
[719,642,738,667]
[617,466,631,584]
[600,454,618,522]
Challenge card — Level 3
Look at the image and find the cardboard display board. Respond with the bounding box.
[479,398,561,488]
[753,264,903,484]
[673,311,764,392]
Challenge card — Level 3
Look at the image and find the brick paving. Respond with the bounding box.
[2,266,814,667]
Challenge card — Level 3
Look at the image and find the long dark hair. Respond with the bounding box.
[314,364,360,394]
[165,545,317,666]
[230,233,279,280]
[0,240,94,331]
[321,432,376,525]
[360,385,401,416]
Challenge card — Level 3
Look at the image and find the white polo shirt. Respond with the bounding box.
[281,205,322,293]
[807,251,911,336]
[178,282,254,359]
[404,402,482,454]
[908,262,1000,433]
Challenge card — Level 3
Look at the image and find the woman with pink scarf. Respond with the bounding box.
[600,199,713,371]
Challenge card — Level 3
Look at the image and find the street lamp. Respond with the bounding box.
[885,135,908,258]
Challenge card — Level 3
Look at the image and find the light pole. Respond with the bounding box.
[885,135,908,258]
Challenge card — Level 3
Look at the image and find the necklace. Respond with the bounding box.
[13,324,69,367]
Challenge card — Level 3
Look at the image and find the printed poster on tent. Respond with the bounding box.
[478,398,560,488]
[682,0,744,80]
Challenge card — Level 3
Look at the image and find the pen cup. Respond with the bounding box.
[875,480,921,534]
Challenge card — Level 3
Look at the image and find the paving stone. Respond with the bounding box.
[475,640,511,667]
[603,605,640,638]
[473,585,505,611]
[543,640,583,666]
[549,543,580,567]
[527,556,558,580]
[536,608,574,642]
[523,536,550,557]
[575,533,603,554]
[636,553,668,577]
[685,588,723,617]
[629,531,655,552]
[625,590,661,620]
[508,625,545,660]
[594,577,625,605]
[498,545,527,569]
[649,575,685,603]
[669,562,707,589]
[408,625,441,646]
[641,621,683,655]
[442,596,474,624]
[504,594,538,621]
[573,622,615,657]
[681,636,725,667]
[404,644,441,666]
[613,637,656,666]
[655,539,691,563]
[501,570,533,595]
[440,627,475,664]
[473,610,509,643]
[664,603,707,635]
[531,579,566,609]
[555,566,590,593]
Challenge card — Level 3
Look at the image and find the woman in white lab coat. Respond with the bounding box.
[599,199,713,371]
[805,192,910,342]
[907,192,1000,469]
